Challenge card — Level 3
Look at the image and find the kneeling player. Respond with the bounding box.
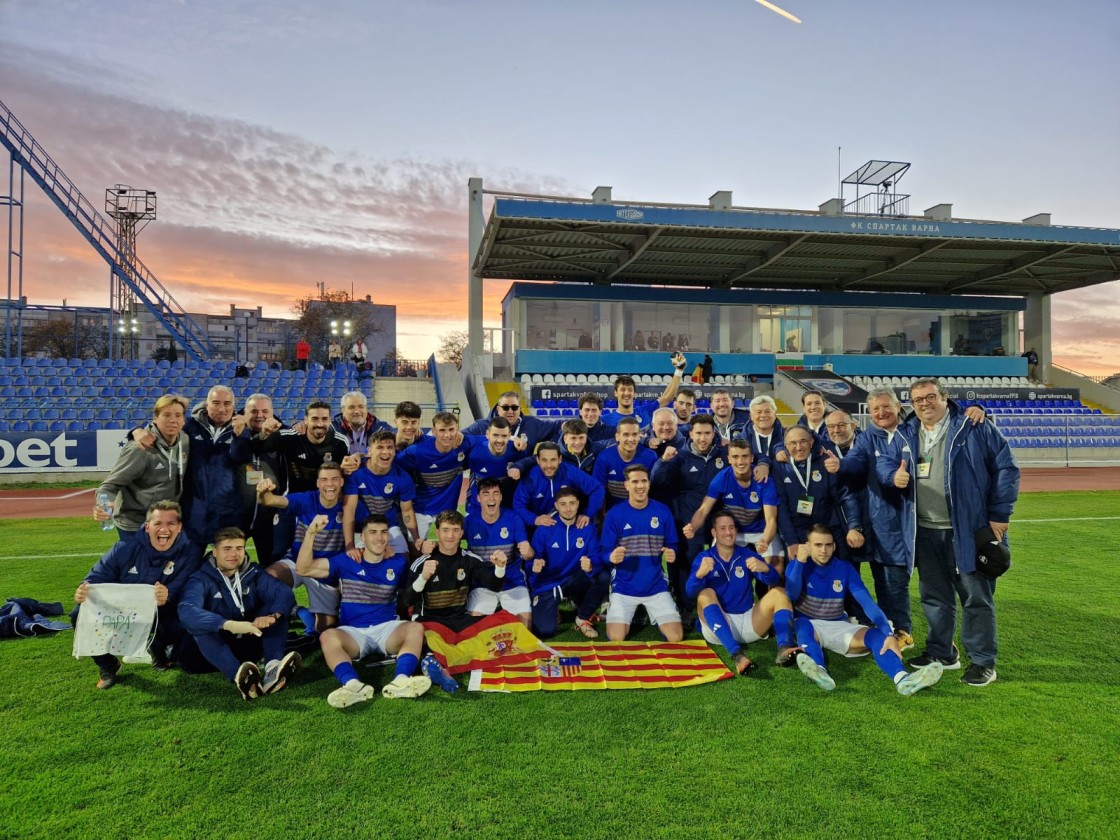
[685,511,799,675]
[178,527,302,700]
[464,479,534,628]
[297,514,432,707]
[786,524,944,695]
[527,487,610,638]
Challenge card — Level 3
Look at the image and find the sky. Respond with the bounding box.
[2,0,1118,372]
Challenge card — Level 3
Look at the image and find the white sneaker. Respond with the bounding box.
[796,653,836,691]
[327,683,375,709]
[381,674,432,700]
[897,661,944,696]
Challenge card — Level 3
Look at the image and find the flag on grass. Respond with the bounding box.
[422,610,551,675]
[467,640,733,692]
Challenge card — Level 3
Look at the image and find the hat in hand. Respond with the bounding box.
[974,526,1011,579]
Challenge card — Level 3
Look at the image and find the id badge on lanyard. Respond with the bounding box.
[916,458,932,479]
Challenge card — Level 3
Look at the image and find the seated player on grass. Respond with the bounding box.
[296,514,432,708]
[405,510,508,693]
[785,524,944,696]
[685,511,799,676]
[600,464,683,643]
[527,487,609,639]
[177,527,302,701]
[72,500,204,689]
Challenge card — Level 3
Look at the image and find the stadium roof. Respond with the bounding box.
[474,196,1120,297]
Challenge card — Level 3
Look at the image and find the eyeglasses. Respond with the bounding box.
[911,393,942,405]
[825,423,851,431]
[497,404,520,411]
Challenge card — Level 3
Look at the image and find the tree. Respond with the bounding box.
[23,316,107,360]
[437,330,468,368]
[290,289,384,363]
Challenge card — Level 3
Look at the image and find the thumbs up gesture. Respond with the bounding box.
[822,448,840,474]
[893,458,910,489]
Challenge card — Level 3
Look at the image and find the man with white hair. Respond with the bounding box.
[332,391,392,456]
[743,395,788,485]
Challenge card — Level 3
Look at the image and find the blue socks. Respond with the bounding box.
[773,608,794,650]
[702,604,740,656]
[333,661,359,687]
[395,652,419,679]
[794,617,826,666]
[863,628,906,681]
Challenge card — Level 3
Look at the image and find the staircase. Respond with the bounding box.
[0,97,215,361]
[373,377,440,427]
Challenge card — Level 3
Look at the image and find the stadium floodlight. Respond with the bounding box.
[754,0,801,24]
[330,319,352,337]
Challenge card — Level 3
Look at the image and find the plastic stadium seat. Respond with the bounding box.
[31,420,48,431]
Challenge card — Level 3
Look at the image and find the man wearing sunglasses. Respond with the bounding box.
[462,391,561,451]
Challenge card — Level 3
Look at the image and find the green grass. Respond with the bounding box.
[1,492,1119,839]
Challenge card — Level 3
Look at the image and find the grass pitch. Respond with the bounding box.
[1,491,1118,839]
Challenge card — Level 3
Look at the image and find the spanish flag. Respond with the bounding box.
[467,640,733,692]
[423,611,551,675]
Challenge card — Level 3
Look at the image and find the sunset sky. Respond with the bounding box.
[2,1,1118,372]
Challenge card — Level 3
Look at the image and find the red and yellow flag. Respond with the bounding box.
[468,640,733,692]
[423,611,551,675]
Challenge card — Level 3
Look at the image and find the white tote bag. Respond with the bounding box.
[72,584,158,661]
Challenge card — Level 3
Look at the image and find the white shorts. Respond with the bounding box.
[339,620,406,659]
[606,591,681,627]
[276,558,341,616]
[467,586,531,616]
[700,608,764,647]
[808,618,867,657]
[736,532,783,558]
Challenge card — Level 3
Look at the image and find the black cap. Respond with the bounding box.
[974,526,1011,579]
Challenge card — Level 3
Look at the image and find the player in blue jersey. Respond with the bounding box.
[342,430,421,560]
[685,511,799,675]
[463,479,534,627]
[528,487,608,639]
[607,353,687,426]
[395,411,473,539]
[685,439,780,561]
[256,462,346,633]
[513,442,605,530]
[296,514,432,707]
[600,464,683,642]
[593,416,659,509]
[785,524,944,696]
[463,416,527,516]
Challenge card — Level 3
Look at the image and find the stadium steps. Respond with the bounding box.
[372,378,440,427]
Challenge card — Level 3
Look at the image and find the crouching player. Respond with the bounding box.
[527,487,610,639]
[686,511,799,676]
[786,524,944,696]
[177,527,301,700]
[297,514,432,708]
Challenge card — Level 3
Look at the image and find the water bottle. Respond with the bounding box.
[96,492,115,531]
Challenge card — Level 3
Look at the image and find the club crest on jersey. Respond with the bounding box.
[162,562,175,576]
[716,458,724,469]
[749,492,759,503]
[734,566,745,578]
[576,537,584,549]
[385,569,395,581]
[650,516,659,528]
[833,580,843,592]
[324,453,334,463]
[500,527,509,539]
[811,471,822,482]
[336,512,343,523]
[457,569,466,581]
[384,483,394,494]
[457,452,465,462]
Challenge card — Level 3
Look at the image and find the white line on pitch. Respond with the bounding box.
[1015,516,1120,523]
[0,553,102,561]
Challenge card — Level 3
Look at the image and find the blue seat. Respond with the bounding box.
[31,420,48,431]
[66,420,84,432]
[11,420,30,432]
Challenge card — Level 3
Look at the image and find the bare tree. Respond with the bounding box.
[437,330,468,368]
[291,289,383,363]
[23,317,107,359]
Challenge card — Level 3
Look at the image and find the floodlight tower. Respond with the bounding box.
[105,184,157,360]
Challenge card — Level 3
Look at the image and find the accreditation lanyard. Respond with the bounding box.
[753,430,771,457]
[792,457,815,515]
[221,570,245,615]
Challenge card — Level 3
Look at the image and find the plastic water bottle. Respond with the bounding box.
[96,492,115,531]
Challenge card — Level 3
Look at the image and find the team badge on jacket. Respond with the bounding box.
[386,569,395,581]
[650,517,659,528]
[500,528,509,539]
[457,569,466,581]
[163,562,175,576]
[384,483,394,494]
[750,492,759,503]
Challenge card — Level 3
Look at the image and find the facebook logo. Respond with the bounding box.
[0,433,97,469]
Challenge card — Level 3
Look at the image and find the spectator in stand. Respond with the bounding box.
[349,338,367,365]
[295,337,311,372]
[327,339,343,370]
[1022,347,1040,382]
[94,394,191,541]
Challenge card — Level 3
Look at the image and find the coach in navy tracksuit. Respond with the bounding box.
[875,379,1018,685]
[462,390,561,450]
[181,388,246,547]
[177,527,296,691]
